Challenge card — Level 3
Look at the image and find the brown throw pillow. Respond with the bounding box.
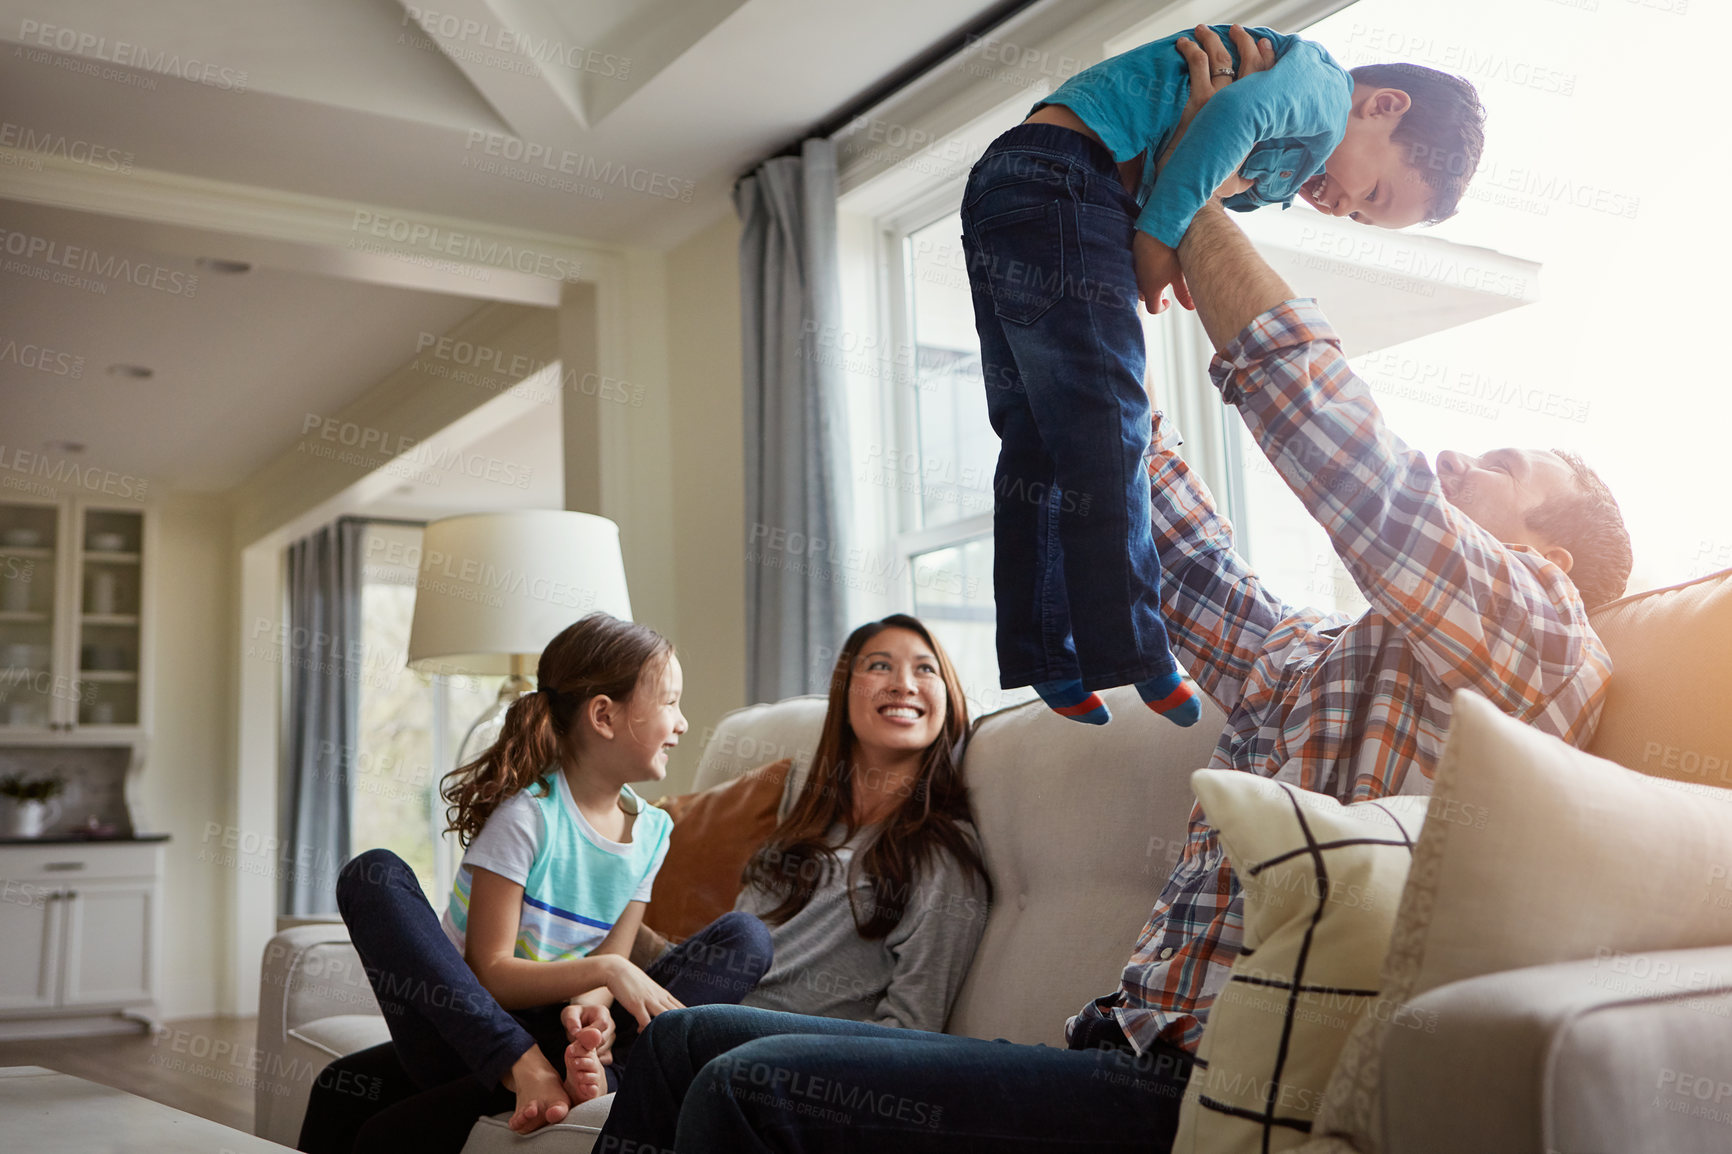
[641,758,792,941]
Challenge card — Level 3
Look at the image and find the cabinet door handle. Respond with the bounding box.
[44,862,85,872]
[64,889,77,900]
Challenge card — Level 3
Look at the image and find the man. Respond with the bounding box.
[1075,112,1630,1062]
[595,26,1632,1154]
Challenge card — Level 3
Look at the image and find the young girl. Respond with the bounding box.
[298,614,773,1153]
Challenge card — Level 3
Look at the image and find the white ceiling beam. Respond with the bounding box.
[0,148,617,304]
[580,0,749,126]
[1236,207,1540,359]
[228,302,557,547]
[395,0,591,137]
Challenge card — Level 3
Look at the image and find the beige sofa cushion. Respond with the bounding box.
[286,1014,392,1061]
[1586,567,1732,782]
[1174,772,1428,1154]
[462,1096,613,1154]
[944,685,1224,1045]
[1317,690,1732,1152]
[691,695,827,810]
[1370,948,1732,1154]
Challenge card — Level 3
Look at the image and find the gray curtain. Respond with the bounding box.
[736,138,850,703]
[282,518,366,915]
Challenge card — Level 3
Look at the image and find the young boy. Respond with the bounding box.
[962,23,1484,726]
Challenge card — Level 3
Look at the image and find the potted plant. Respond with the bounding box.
[1,773,64,838]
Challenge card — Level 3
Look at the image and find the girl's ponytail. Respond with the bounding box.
[439,612,672,846]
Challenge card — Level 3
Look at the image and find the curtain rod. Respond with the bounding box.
[737,0,1048,186]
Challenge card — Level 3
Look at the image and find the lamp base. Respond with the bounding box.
[456,674,533,768]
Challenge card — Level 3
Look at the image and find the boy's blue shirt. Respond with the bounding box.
[1038,26,1354,248]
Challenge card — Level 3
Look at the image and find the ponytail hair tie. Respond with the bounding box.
[538,685,558,701]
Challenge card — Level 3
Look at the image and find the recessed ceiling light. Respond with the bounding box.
[44,440,85,454]
[195,257,252,274]
[106,364,154,379]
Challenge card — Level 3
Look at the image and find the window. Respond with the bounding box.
[894,210,1014,714]
[354,523,504,902]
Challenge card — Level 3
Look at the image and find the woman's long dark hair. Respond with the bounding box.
[741,614,990,939]
[441,612,672,847]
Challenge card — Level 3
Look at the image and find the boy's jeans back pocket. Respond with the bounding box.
[969,199,1066,326]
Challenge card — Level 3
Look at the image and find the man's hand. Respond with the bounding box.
[1163,25,1277,199]
[1134,232,1189,314]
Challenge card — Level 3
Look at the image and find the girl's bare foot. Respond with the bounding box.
[500,1044,572,1134]
[563,1025,608,1105]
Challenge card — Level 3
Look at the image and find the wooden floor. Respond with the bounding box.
[0,1016,257,1134]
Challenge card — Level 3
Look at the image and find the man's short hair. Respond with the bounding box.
[1347,63,1486,224]
[1524,451,1632,610]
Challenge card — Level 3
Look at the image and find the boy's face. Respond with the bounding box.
[1300,88,1432,230]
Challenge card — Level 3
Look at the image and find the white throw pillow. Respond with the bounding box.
[1172,771,1430,1154]
[1315,689,1732,1152]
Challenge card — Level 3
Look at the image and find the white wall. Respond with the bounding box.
[134,492,235,1018]
[662,212,747,794]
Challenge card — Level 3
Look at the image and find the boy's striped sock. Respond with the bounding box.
[1135,671,1202,727]
[1033,679,1111,725]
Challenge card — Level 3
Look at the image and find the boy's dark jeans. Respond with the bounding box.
[296,848,772,1154]
[961,121,1179,692]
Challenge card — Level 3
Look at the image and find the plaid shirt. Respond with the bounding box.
[1088,299,1612,1054]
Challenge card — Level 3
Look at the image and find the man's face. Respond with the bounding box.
[1300,88,1431,229]
[1434,448,1577,551]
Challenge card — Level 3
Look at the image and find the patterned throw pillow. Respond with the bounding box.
[1172,771,1430,1154]
[1314,690,1732,1153]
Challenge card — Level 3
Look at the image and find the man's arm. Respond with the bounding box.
[1173,209,1600,720]
[1176,201,1291,351]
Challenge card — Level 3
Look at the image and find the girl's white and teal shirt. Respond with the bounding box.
[441,771,672,961]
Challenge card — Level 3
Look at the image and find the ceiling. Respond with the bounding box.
[0,0,1013,498]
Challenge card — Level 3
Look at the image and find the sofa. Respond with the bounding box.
[255,567,1732,1153]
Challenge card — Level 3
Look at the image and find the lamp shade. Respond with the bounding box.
[406,510,631,676]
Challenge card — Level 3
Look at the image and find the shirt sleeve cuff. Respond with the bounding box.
[1150,409,1183,453]
[463,851,530,888]
[1206,297,1338,405]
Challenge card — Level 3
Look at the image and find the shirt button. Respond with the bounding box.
[1279,171,1292,178]
[1159,947,1175,960]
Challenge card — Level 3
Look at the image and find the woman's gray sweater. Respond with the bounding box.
[733,824,989,1031]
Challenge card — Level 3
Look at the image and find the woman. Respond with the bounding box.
[739,612,990,1029]
[301,613,990,1151]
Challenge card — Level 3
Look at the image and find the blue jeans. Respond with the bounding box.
[961,122,1177,692]
[596,1004,1192,1154]
[297,849,773,1154]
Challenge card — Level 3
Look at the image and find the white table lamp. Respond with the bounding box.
[407,510,632,765]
